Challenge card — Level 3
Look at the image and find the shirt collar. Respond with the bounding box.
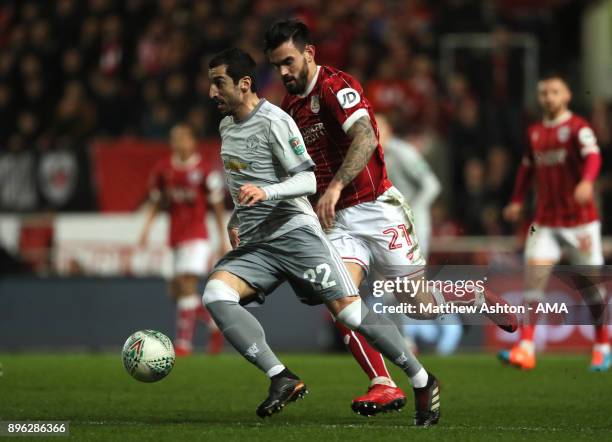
[171,153,201,169]
[543,110,572,127]
[299,66,321,98]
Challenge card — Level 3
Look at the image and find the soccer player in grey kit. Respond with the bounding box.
[203,48,440,425]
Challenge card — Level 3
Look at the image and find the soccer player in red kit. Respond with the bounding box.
[265,20,516,422]
[140,123,229,356]
[499,74,608,371]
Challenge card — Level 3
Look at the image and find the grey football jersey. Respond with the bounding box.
[219,99,319,244]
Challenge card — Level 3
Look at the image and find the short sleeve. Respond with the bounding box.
[575,123,599,157]
[269,116,315,175]
[320,73,370,133]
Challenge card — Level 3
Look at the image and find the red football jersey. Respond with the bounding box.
[518,112,600,227]
[149,154,224,247]
[281,65,392,210]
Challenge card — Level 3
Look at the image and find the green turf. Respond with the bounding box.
[0,353,610,441]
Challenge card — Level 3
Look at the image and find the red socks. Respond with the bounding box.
[335,320,391,381]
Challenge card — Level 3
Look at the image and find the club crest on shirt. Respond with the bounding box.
[289,136,305,155]
[246,134,260,150]
[187,169,203,185]
[557,126,570,143]
[310,95,320,113]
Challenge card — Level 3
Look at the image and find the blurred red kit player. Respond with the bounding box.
[500,74,608,371]
[140,123,229,356]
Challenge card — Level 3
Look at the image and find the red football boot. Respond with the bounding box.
[351,384,407,416]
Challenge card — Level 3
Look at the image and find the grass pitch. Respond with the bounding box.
[0,353,610,441]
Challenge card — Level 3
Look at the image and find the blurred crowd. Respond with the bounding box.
[1,0,610,235]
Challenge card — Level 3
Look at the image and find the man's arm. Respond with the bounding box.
[139,199,161,246]
[504,157,533,222]
[333,116,378,187]
[394,142,441,207]
[574,125,601,205]
[238,170,316,206]
[317,115,377,228]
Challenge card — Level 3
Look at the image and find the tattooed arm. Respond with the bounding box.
[316,115,378,229]
[332,116,378,187]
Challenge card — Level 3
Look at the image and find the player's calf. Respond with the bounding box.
[203,278,306,415]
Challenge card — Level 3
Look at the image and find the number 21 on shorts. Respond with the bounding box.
[383,224,415,260]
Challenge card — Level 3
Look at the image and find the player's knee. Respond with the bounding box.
[202,279,240,306]
[335,299,367,331]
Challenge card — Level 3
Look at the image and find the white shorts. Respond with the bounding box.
[524,221,603,265]
[327,187,425,278]
[173,240,212,276]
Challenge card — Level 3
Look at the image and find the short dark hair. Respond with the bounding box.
[539,71,569,86]
[208,48,257,92]
[264,20,312,53]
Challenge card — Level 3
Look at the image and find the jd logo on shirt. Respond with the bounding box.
[336,88,360,109]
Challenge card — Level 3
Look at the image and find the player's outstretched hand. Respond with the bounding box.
[316,183,342,230]
[503,202,522,222]
[574,180,593,205]
[228,228,240,249]
[239,184,267,207]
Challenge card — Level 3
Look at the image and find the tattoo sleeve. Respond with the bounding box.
[333,116,378,186]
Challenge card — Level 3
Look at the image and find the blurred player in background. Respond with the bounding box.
[204,48,440,425]
[265,19,516,416]
[500,74,608,371]
[139,123,229,356]
[377,113,463,354]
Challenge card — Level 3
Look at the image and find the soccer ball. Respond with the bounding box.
[122,330,175,382]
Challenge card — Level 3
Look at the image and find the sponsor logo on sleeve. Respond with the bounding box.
[336,88,360,109]
[578,127,596,146]
[289,136,305,155]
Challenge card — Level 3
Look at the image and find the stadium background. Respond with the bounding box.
[1,0,612,353]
